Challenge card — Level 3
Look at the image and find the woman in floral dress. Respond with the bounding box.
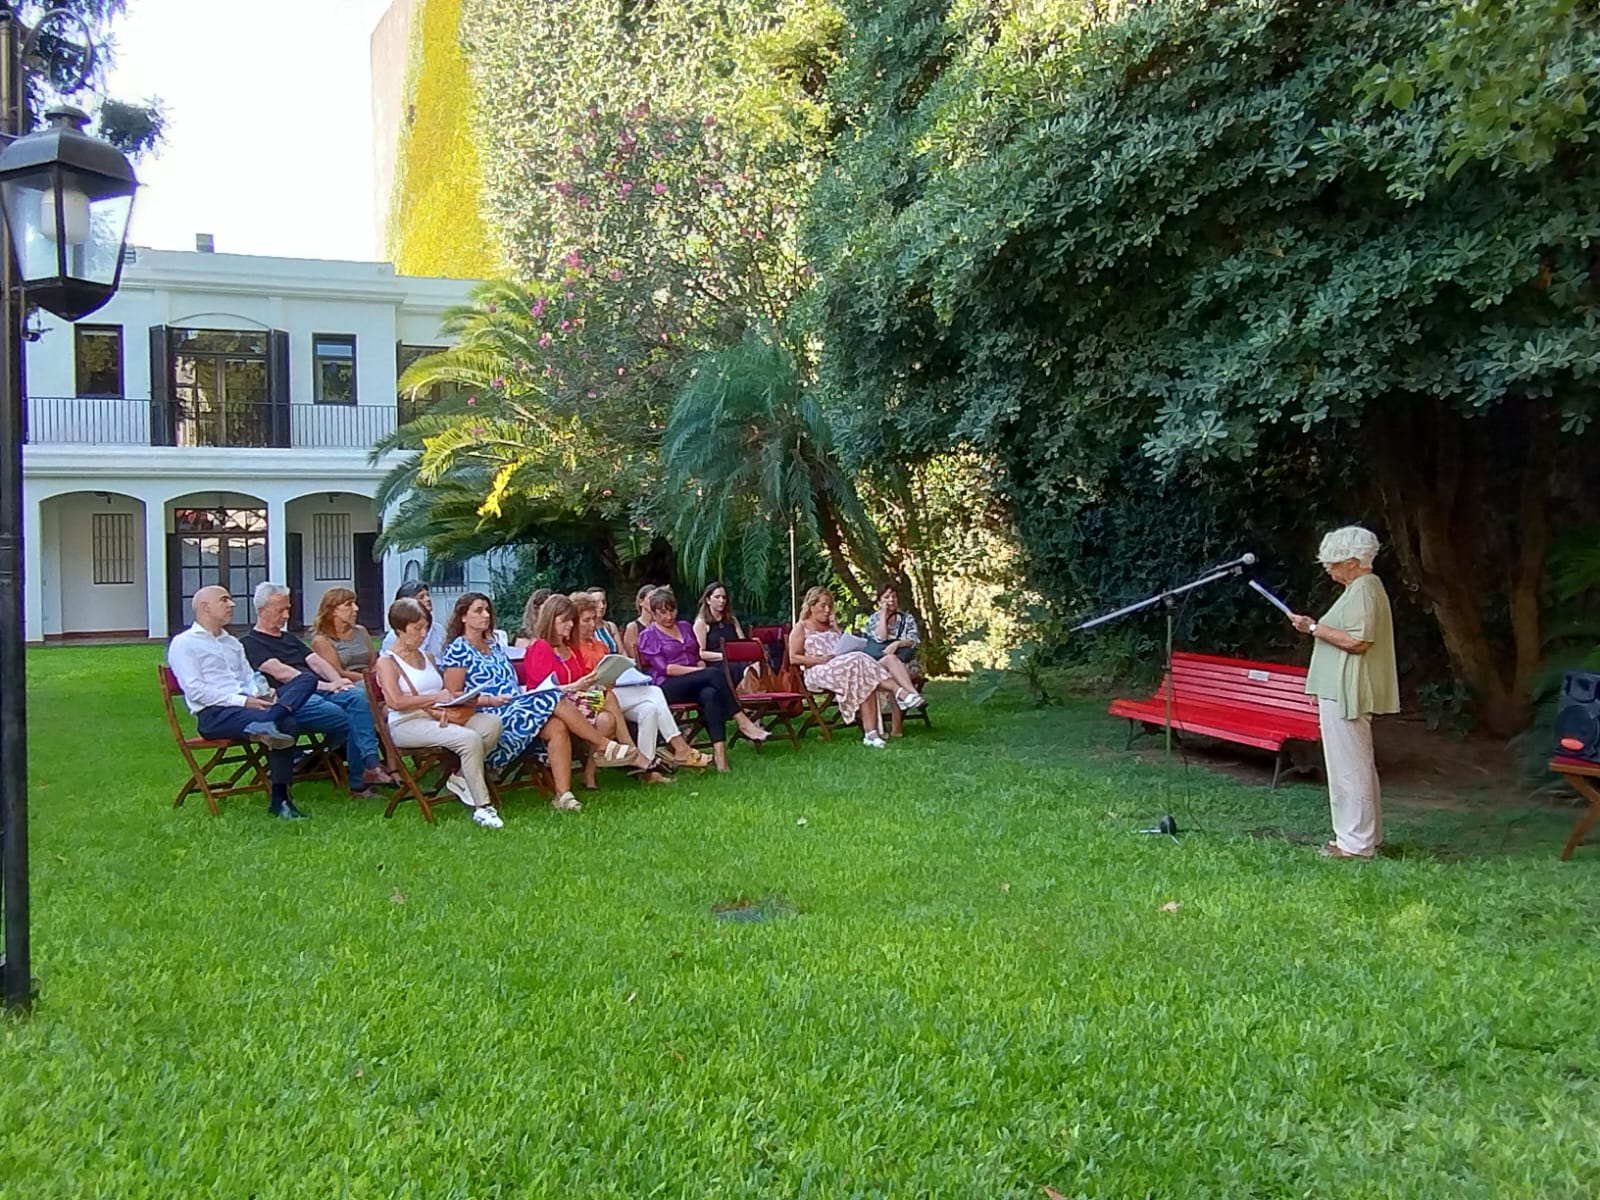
[440,592,645,811]
[787,586,917,749]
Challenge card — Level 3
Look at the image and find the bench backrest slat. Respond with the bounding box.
[1156,650,1318,717]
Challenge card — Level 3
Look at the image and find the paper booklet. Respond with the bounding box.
[833,631,869,655]
[591,654,640,686]
[1247,579,1296,619]
[523,672,560,695]
[437,685,486,708]
[613,667,652,687]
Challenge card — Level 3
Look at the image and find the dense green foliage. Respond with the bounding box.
[9,646,1600,1196]
[388,0,1600,724]
[387,0,497,276]
[806,0,1600,730]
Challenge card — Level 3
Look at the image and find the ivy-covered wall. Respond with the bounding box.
[386,0,498,278]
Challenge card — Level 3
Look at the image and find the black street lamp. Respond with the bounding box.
[0,4,138,1011]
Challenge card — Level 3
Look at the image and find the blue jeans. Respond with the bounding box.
[297,688,379,776]
[195,671,319,787]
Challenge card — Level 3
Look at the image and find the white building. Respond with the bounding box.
[22,246,492,644]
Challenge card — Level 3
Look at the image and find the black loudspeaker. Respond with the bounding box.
[1554,671,1600,762]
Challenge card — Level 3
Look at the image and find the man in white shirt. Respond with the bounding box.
[167,585,320,820]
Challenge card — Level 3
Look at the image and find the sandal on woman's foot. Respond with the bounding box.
[551,791,582,811]
[674,748,713,770]
[600,740,636,765]
[896,688,926,711]
[651,751,679,774]
[862,731,888,749]
[1319,841,1367,859]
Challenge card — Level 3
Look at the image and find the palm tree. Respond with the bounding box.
[371,278,670,574]
[661,330,883,608]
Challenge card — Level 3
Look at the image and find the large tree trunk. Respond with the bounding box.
[1369,399,1550,738]
[815,496,873,611]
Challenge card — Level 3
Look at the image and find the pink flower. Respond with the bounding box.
[563,250,583,268]
[539,333,551,347]
[608,268,622,280]
[491,376,505,389]
[618,182,633,197]
[586,103,599,118]
[602,488,612,497]
[485,301,497,312]
[552,180,571,196]
[577,194,590,207]
[587,390,597,398]
[559,320,570,331]
[466,395,477,406]
[703,115,715,127]
[530,296,546,318]
[566,290,575,299]
[652,182,666,194]
[472,425,484,435]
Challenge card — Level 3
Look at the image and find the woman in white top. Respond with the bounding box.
[375,597,505,828]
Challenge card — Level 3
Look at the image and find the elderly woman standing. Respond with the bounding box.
[1289,526,1400,859]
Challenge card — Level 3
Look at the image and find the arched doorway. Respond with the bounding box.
[285,491,381,630]
[36,491,148,639]
[164,491,268,631]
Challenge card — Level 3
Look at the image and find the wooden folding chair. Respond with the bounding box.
[723,638,813,748]
[159,664,268,815]
[490,747,556,800]
[1553,756,1600,860]
[748,624,834,741]
[365,672,498,822]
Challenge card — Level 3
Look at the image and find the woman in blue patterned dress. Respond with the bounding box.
[439,592,647,810]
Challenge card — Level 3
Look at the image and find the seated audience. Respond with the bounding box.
[308,587,375,681]
[570,591,710,770]
[789,585,921,749]
[440,591,649,811]
[588,586,623,653]
[622,583,656,661]
[242,581,394,796]
[519,594,664,788]
[380,580,445,659]
[376,597,506,829]
[636,586,770,771]
[168,585,320,820]
[693,581,745,663]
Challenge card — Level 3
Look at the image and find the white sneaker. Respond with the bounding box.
[445,773,474,806]
[863,732,888,749]
[471,805,503,828]
[551,791,582,811]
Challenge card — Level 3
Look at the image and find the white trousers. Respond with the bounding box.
[613,684,681,758]
[387,712,503,808]
[1318,698,1381,855]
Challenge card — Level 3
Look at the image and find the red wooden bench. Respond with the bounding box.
[1108,651,1320,788]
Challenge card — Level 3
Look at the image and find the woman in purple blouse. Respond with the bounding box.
[635,586,769,770]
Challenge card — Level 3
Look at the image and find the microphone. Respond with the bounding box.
[1206,551,1257,572]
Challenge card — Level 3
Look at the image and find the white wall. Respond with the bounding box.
[285,492,381,622]
[41,492,148,636]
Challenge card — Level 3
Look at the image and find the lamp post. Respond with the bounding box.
[0,3,137,1011]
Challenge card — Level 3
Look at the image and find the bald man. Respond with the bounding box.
[166,585,320,820]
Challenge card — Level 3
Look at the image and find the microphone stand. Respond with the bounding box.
[1072,560,1255,836]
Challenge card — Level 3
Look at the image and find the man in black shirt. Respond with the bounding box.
[242,582,394,795]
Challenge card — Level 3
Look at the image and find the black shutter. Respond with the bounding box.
[268,329,291,448]
[148,325,173,446]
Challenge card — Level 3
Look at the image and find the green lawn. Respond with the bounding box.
[3,645,1597,1198]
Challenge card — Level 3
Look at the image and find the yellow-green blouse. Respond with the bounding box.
[1305,572,1400,720]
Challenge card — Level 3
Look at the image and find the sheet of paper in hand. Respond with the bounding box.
[436,685,486,707]
[591,654,640,686]
[833,632,869,655]
[614,667,652,687]
[523,672,560,694]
